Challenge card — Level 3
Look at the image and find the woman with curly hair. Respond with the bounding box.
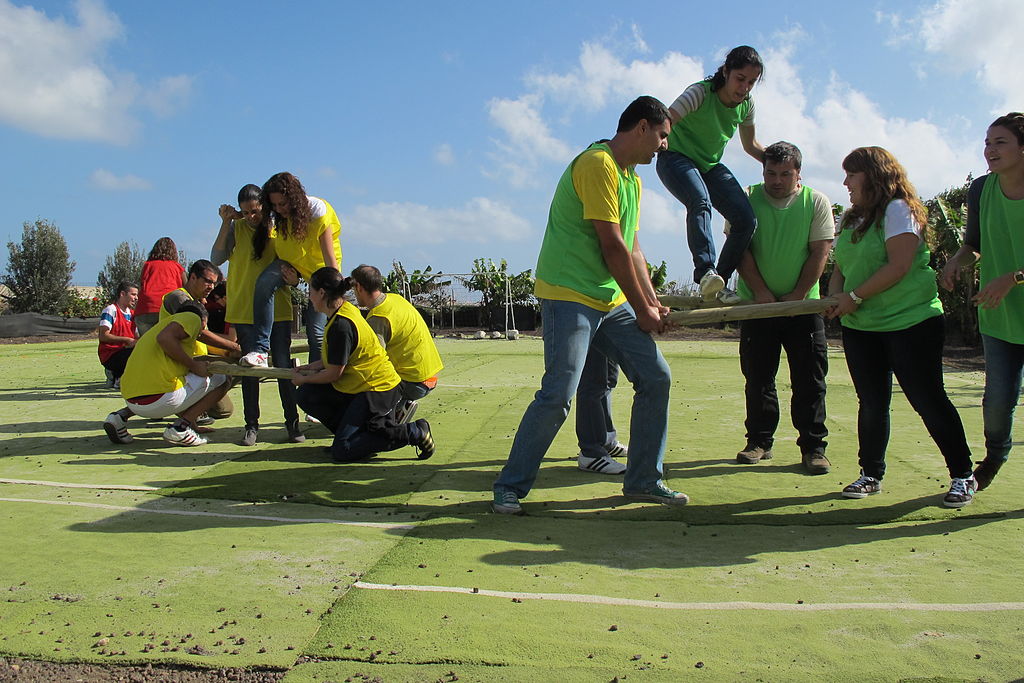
[241,172,342,368]
[657,45,766,304]
[826,146,975,507]
[940,112,1024,492]
[135,237,185,336]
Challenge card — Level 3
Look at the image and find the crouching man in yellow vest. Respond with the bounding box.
[350,264,443,425]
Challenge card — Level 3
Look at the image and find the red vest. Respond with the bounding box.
[98,306,137,363]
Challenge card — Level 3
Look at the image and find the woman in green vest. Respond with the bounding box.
[940,112,1024,492]
[292,267,434,463]
[826,146,975,507]
[657,45,766,304]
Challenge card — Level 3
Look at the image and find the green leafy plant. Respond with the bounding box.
[2,219,76,315]
[97,240,146,301]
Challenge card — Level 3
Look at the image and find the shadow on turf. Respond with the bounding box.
[0,380,114,402]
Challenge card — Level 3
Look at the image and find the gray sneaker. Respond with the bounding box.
[239,426,258,447]
[717,287,742,305]
[492,488,523,515]
[623,481,689,506]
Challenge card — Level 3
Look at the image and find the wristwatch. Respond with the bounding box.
[1014,270,1024,286]
[848,290,864,305]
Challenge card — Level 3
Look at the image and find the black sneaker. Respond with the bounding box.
[737,443,772,464]
[842,473,881,498]
[413,419,434,460]
[943,476,977,508]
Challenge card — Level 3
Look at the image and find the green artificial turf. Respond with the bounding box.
[1,337,1021,680]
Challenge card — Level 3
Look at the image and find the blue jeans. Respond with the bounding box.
[399,380,433,401]
[841,316,973,480]
[981,334,1024,463]
[296,383,414,462]
[656,150,757,282]
[575,347,619,457]
[493,300,672,498]
[252,260,327,363]
[234,322,299,429]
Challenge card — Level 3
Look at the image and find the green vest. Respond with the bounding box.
[978,174,1024,343]
[738,185,819,300]
[534,143,639,308]
[832,207,943,332]
[324,301,400,394]
[667,81,752,173]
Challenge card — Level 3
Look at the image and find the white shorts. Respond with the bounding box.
[128,373,226,419]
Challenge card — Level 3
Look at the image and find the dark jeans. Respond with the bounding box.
[656,150,757,282]
[739,314,828,454]
[296,383,415,462]
[841,315,972,480]
[575,347,620,457]
[981,334,1024,463]
[234,322,299,429]
[101,347,133,379]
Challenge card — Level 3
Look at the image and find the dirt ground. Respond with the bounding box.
[0,658,285,683]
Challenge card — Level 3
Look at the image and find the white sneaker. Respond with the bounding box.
[578,452,627,475]
[239,351,269,368]
[717,287,742,305]
[103,412,133,444]
[606,441,628,457]
[305,413,321,424]
[395,400,419,425]
[699,271,725,300]
[162,424,208,446]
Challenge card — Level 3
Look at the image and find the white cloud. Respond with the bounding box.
[485,94,574,187]
[912,0,1024,115]
[638,187,685,235]
[434,143,455,166]
[346,197,532,247]
[89,168,152,191]
[0,0,192,143]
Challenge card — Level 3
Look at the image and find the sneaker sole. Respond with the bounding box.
[492,503,524,515]
[103,421,132,444]
[623,492,689,506]
[841,489,880,499]
[163,431,207,447]
[700,278,725,298]
[942,497,974,509]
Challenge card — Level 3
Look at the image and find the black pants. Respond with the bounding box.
[841,315,972,480]
[739,314,828,454]
[296,383,414,462]
[101,347,133,379]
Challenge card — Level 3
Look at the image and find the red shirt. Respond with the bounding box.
[136,260,185,314]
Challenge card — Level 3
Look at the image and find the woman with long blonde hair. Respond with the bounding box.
[827,146,975,507]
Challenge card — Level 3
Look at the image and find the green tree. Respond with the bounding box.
[646,260,680,294]
[97,240,146,301]
[925,176,977,345]
[2,218,76,314]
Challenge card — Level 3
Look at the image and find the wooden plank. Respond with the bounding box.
[206,360,315,380]
[665,297,836,326]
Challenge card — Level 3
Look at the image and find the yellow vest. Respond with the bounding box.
[325,301,400,394]
[274,197,343,280]
[159,288,208,356]
[120,312,202,399]
[226,219,293,324]
[368,293,443,382]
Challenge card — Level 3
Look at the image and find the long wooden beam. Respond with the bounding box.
[665,297,836,326]
[206,360,316,380]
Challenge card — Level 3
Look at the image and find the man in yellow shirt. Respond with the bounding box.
[103,302,229,447]
[350,264,443,424]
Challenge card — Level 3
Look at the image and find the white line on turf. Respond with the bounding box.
[0,497,416,530]
[0,478,159,491]
[352,582,1024,611]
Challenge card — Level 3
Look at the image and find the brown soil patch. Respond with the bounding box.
[0,657,285,682]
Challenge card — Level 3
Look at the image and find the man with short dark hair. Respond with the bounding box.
[492,96,687,515]
[351,264,443,424]
[103,302,229,447]
[97,281,139,389]
[732,140,833,473]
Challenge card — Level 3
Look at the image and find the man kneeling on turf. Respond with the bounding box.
[103,301,229,447]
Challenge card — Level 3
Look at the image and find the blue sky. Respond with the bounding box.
[1,0,1018,287]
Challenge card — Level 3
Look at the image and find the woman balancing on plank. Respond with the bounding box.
[292,267,434,463]
[240,172,342,368]
[940,112,1024,492]
[657,45,766,304]
[826,146,975,507]
[211,183,305,446]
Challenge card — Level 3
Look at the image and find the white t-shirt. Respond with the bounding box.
[99,304,132,330]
